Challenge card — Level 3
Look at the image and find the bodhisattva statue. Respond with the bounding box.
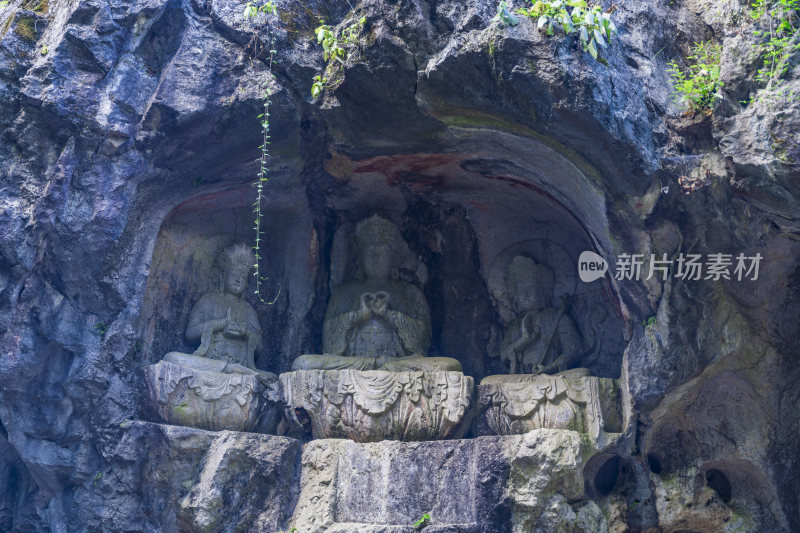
[164,243,276,380]
[292,216,462,372]
[494,255,589,377]
[474,256,607,439]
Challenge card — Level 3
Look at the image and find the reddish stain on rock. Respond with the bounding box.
[352,153,465,192]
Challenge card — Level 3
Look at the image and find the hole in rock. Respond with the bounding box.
[594,455,621,495]
[584,454,632,498]
[706,469,732,503]
[647,453,662,474]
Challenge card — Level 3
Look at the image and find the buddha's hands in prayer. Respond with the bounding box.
[357,293,374,321]
[371,291,389,316]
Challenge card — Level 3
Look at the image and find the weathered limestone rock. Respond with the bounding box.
[281,369,473,442]
[290,435,522,532]
[474,374,622,446]
[179,430,300,533]
[506,429,593,532]
[144,360,281,433]
[650,469,741,533]
[94,421,300,532]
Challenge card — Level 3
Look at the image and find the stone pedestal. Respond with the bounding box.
[280,370,474,442]
[144,361,281,433]
[473,375,622,444]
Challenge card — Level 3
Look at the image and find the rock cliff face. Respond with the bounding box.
[0,0,798,531]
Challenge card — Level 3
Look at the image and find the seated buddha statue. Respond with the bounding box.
[485,255,590,383]
[164,243,276,380]
[292,215,462,372]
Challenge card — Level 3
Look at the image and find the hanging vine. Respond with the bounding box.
[243,1,280,303]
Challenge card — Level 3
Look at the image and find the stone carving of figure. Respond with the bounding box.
[164,243,276,379]
[292,215,461,372]
[497,255,588,376]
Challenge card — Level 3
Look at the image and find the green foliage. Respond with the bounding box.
[750,0,799,99]
[14,15,36,41]
[93,472,102,487]
[243,0,276,20]
[0,1,9,8]
[40,44,47,54]
[667,41,723,112]
[413,513,431,529]
[514,0,617,63]
[311,15,366,98]
[493,1,519,26]
[93,321,109,340]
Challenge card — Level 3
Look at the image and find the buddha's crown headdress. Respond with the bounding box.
[355,215,401,250]
[219,243,255,272]
[507,255,555,294]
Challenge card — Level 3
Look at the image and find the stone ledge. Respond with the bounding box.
[289,430,599,533]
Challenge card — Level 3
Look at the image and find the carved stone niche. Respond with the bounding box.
[473,374,622,446]
[138,187,316,434]
[281,370,474,442]
[145,361,281,433]
[141,241,283,433]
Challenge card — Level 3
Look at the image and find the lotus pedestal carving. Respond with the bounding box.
[281,369,474,442]
[474,374,622,445]
[145,360,281,433]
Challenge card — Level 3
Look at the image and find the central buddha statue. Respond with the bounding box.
[292,215,462,372]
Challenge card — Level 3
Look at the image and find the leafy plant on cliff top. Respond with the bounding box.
[311,15,366,98]
[514,0,617,63]
[667,41,723,113]
[750,0,800,100]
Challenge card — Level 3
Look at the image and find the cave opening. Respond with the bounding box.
[706,469,732,503]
